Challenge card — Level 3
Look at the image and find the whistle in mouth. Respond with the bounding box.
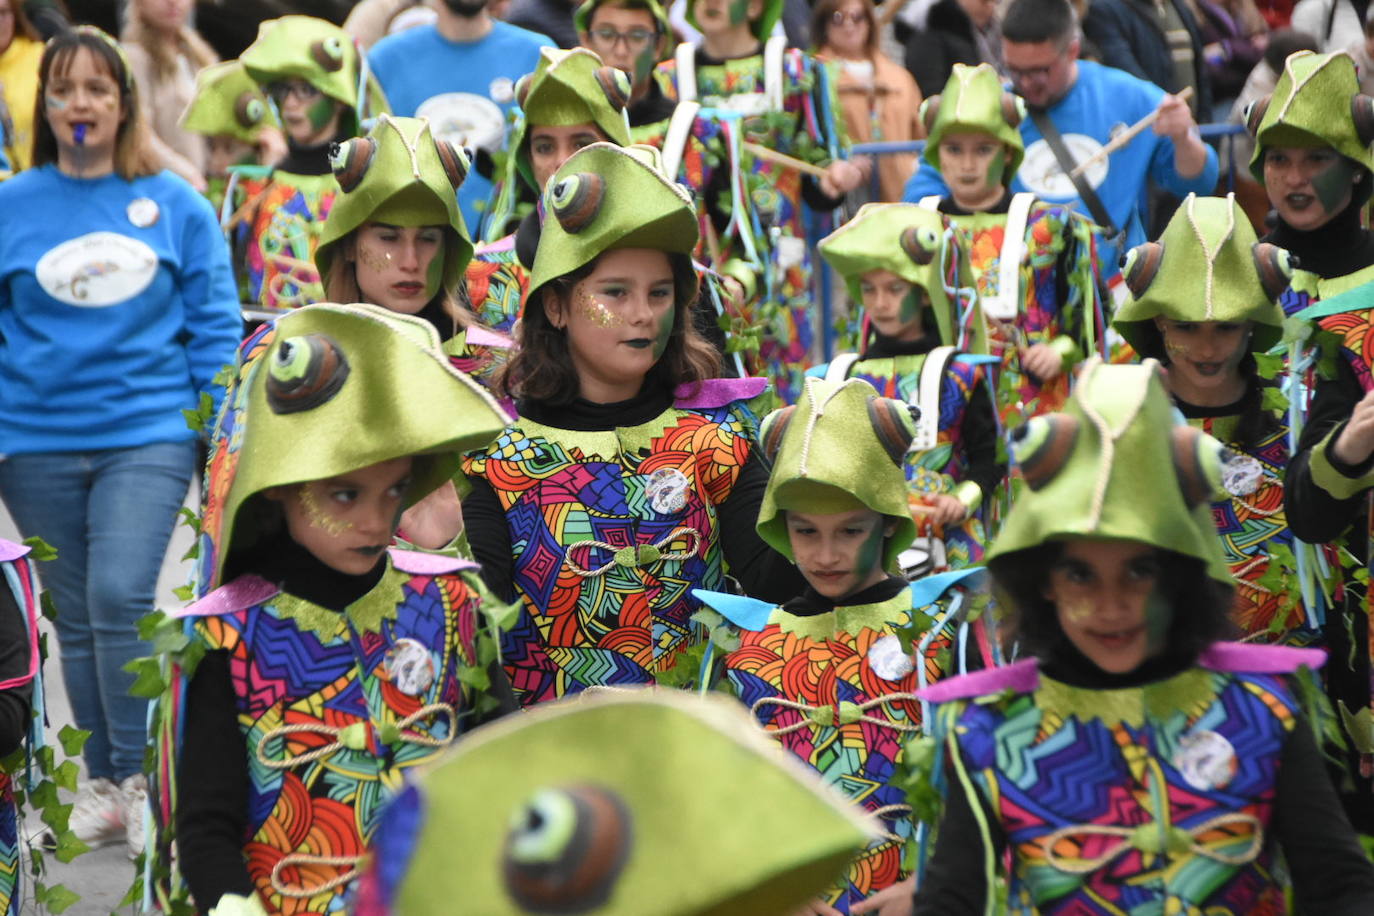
[74,124,86,145]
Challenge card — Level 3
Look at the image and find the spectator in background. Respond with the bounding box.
[0,0,42,174]
[1190,0,1268,113]
[120,0,217,191]
[369,0,553,237]
[901,0,1005,98]
[1291,0,1366,50]
[813,0,924,202]
[507,0,580,46]
[1083,0,1212,117]
[1346,8,1374,93]
[344,0,426,49]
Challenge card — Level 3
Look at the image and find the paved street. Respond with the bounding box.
[2,487,197,915]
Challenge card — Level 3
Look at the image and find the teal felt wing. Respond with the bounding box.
[907,567,986,610]
[691,589,775,632]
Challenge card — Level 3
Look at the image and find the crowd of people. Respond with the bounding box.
[6,0,1374,913]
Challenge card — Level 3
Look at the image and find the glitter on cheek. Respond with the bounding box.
[299,484,353,536]
[1063,598,1095,624]
[1164,339,1189,359]
[355,241,393,276]
[578,292,624,328]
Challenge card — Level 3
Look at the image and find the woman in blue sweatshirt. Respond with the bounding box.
[0,26,239,859]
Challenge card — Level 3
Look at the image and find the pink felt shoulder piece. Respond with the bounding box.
[1198,641,1327,674]
[918,658,1040,703]
[464,326,512,349]
[387,548,479,576]
[0,539,29,562]
[173,575,280,619]
[474,234,515,255]
[673,377,769,408]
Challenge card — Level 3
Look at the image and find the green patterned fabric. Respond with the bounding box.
[239,15,388,123]
[389,691,876,914]
[921,63,1025,178]
[180,60,279,144]
[757,376,917,568]
[315,116,473,294]
[989,359,1232,584]
[817,202,956,346]
[1249,50,1374,180]
[1113,194,1290,356]
[528,142,697,307]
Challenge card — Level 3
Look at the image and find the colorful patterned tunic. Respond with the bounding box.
[231,171,338,313]
[166,550,488,914]
[465,233,528,335]
[0,540,40,916]
[812,351,995,569]
[463,379,764,705]
[657,45,845,403]
[921,642,1319,915]
[702,570,983,913]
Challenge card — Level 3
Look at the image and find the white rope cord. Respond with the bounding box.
[270,853,364,898]
[561,527,702,578]
[254,703,458,770]
[751,693,923,736]
[870,803,915,843]
[1185,193,1235,321]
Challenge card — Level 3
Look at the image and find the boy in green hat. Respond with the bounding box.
[816,203,1002,573]
[178,60,285,215]
[146,304,514,916]
[1113,193,1308,645]
[695,375,987,914]
[916,63,1105,429]
[230,16,390,313]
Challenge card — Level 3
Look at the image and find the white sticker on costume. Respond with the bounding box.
[646,468,691,515]
[36,231,158,307]
[416,92,506,152]
[1221,453,1264,497]
[775,235,806,271]
[1175,729,1237,791]
[868,633,915,681]
[385,638,437,696]
[489,77,515,105]
[1019,134,1109,198]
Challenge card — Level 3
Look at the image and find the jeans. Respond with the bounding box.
[0,439,196,781]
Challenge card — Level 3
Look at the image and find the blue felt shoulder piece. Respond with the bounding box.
[908,567,986,609]
[691,589,775,632]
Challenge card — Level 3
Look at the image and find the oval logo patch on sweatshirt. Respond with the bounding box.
[36,231,158,307]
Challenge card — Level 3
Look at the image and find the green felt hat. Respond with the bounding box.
[920,63,1026,179]
[574,0,672,39]
[756,376,918,570]
[197,303,509,591]
[988,358,1231,585]
[1247,50,1374,181]
[509,48,632,190]
[686,0,783,41]
[240,15,388,133]
[1114,194,1292,358]
[179,60,280,144]
[817,202,956,346]
[527,142,698,310]
[379,691,877,914]
[316,116,474,296]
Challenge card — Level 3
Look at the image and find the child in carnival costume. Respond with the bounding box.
[816,203,1002,573]
[315,114,511,394]
[656,0,865,403]
[694,376,989,914]
[231,16,390,314]
[178,60,284,216]
[468,47,632,334]
[1113,193,1315,645]
[0,540,47,916]
[912,359,1374,914]
[353,691,880,915]
[916,63,1105,428]
[146,304,515,916]
[463,143,802,706]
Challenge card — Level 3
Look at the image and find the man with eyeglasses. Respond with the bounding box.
[576,0,673,120]
[903,0,1216,284]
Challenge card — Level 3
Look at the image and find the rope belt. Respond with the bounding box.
[869,803,915,843]
[562,527,702,578]
[270,853,363,898]
[1041,812,1264,875]
[254,703,458,769]
[751,694,922,736]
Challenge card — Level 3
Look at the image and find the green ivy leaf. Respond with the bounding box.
[173,584,195,602]
[124,658,167,699]
[53,832,89,864]
[54,759,79,792]
[1253,351,1284,379]
[39,590,57,622]
[456,665,491,691]
[38,881,81,913]
[1261,387,1290,411]
[20,536,57,561]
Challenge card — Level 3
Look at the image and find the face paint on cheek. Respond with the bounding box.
[652,306,676,360]
[1062,597,1094,624]
[985,151,1006,190]
[45,95,67,111]
[1164,338,1189,360]
[855,520,887,577]
[424,251,444,301]
[1311,156,1357,214]
[727,0,751,26]
[306,95,336,132]
[355,241,392,277]
[298,485,352,536]
[1143,588,1173,653]
[633,46,656,86]
[578,293,624,328]
[898,289,924,327]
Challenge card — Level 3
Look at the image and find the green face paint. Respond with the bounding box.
[652,305,676,360]
[632,45,656,87]
[854,517,887,579]
[1311,156,1356,214]
[898,288,924,329]
[985,149,1006,190]
[727,0,752,27]
[306,95,337,133]
[1144,588,1174,655]
[424,247,444,302]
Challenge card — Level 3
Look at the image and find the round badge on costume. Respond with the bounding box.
[646,468,692,515]
[1175,729,1237,791]
[127,197,160,228]
[489,76,515,104]
[385,638,437,696]
[868,634,915,681]
[1221,453,1264,497]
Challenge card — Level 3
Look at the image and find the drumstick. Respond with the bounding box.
[1067,86,1194,179]
[742,141,830,179]
[877,0,915,27]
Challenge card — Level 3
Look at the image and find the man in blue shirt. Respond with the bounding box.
[904,0,1217,280]
[369,0,554,234]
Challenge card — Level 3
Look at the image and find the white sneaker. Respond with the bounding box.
[67,777,125,849]
[119,773,147,861]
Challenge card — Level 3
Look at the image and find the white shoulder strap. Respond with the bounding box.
[674,42,697,102]
[661,101,701,182]
[763,36,787,112]
[983,192,1035,321]
[824,353,861,383]
[918,195,941,211]
[912,346,957,452]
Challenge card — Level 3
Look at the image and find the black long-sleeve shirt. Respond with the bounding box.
[463,383,805,604]
[0,578,33,760]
